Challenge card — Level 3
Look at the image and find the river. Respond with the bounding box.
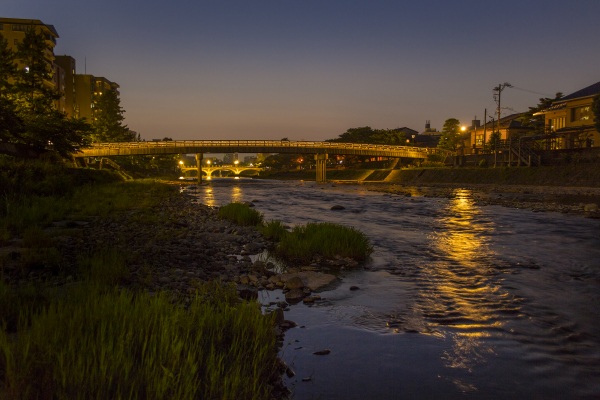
[192,178,600,399]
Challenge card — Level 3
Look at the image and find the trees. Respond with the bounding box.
[593,94,600,135]
[437,118,462,151]
[328,126,407,145]
[0,29,91,157]
[0,34,16,96]
[521,92,563,135]
[91,88,135,142]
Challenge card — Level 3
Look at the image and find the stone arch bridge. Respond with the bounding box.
[179,164,262,179]
[76,140,450,183]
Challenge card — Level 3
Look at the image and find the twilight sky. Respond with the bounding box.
[4,0,600,141]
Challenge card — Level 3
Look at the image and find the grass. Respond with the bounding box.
[218,202,264,226]
[274,222,373,264]
[259,220,288,241]
[0,157,282,399]
[0,282,278,400]
[217,203,373,266]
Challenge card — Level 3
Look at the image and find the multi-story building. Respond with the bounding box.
[54,55,77,117]
[535,81,600,149]
[0,17,62,108]
[74,74,119,122]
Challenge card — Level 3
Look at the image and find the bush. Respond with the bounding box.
[218,203,263,226]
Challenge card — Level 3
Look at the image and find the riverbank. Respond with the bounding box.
[0,170,291,399]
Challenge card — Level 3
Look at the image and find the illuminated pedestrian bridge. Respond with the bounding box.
[76,140,450,182]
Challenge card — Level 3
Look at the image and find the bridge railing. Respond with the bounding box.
[82,140,452,157]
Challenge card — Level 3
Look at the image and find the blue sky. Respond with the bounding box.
[4,0,600,140]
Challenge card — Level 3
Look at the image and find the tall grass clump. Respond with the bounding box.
[78,248,130,286]
[0,282,278,400]
[218,202,263,226]
[276,222,373,264]
[259,220,288,241]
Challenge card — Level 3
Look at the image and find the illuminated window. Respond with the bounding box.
[571,106,592,122]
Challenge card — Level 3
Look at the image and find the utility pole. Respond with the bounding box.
[483,108,487,151]
[493,82,512,132]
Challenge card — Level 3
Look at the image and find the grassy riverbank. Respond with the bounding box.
[0,157,281,399]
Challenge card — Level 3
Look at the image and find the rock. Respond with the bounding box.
[330,205,345,210]
[285,276,305,290]
[313,349,331,355]
[237,284,258,300]
[279,320,298,330]
[349,285,360,291]
[584,203,598,212]
[302,295,321,304]
[285,288,306,303]
[279,271,337,292]
[270,308,285,325]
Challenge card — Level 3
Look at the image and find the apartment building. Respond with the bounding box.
[54,55,77,117]
[0,17,59,86]
[74,74,119,122]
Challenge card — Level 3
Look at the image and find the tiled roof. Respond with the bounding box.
[560,81,600,101]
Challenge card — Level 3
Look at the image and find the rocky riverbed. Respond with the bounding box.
[1,191,340,307]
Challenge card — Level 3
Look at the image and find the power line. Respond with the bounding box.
[510,85,553,97]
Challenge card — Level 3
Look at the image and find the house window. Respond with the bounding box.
[571,106,592,122]
[12,24,29,32]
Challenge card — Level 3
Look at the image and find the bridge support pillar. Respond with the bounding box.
[315,154,328,183]
[195,153,203,184]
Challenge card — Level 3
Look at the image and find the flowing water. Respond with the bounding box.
[192,178,600,399]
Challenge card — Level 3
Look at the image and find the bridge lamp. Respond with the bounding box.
[206,160,211,165]
[234,160,239,165]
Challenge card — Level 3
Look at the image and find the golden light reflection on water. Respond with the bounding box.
[418,189,513,376]
[201,183,244,207]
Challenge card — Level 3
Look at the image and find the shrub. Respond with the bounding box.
[218,203,263,226]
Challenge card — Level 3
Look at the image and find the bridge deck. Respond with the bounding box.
[76,140,449,159]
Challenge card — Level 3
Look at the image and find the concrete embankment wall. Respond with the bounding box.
[385,164,600,187]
